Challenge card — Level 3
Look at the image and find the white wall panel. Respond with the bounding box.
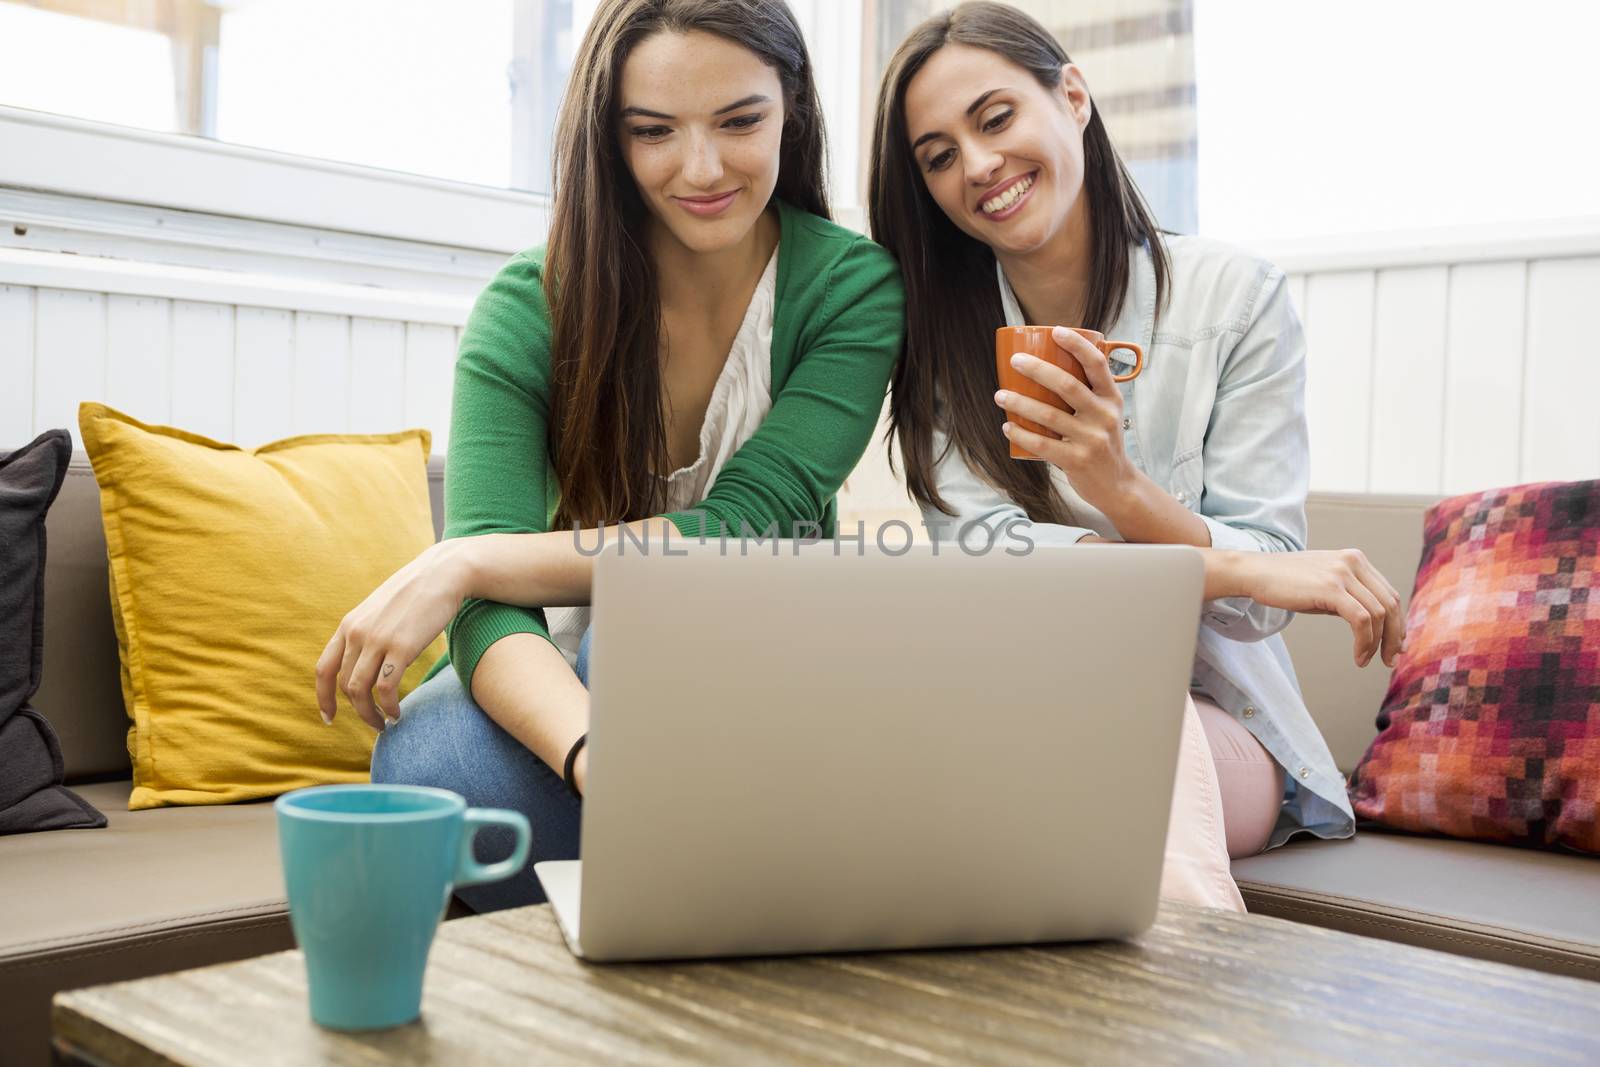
[105,295,171,426]
[33,288,105,442]
[9,235,1589,495]
[1442,261,1526,494]
[18,289,464,454]
[291,311,351,436]
[1302,271,1375,492]
[1368,267,1448,494]
[232,306,294,448]
[404,322,456,456]
[170,300,235,442]
[0,284,34,447]
[1522,257,1600,483]
[349,318,407,435]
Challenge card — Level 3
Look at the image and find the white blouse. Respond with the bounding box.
[545,246,780,665]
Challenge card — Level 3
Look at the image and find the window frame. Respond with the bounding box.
[0,105,549,254]
[0,0,880,252]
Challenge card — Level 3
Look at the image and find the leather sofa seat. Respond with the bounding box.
[1251,491,1600,982]
[1236,833,1600,981]
[0,780,293,1057]
[0,456,449,1064]
[6,460,1598,1064]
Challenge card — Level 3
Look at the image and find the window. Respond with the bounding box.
[0,0,875,212]
[0,0,560,193]
[1194,0,1600,242]
[7,0,1594,243]
[0,3,179,132]
[215,0,519,190]
[0,0,871,246]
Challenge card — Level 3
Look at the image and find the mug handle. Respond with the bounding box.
[1101,340,1144,383]
[454,808,533,888]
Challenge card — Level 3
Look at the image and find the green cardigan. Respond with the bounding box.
[430,200,905,690]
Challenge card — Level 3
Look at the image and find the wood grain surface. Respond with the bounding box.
[53,902,1600,1066]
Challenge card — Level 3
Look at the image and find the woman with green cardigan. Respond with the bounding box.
[314,0,903,912]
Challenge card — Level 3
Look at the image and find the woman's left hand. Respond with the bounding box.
[1230,549,1406,667]
[995,326,1138,510]
[314,540,475,731]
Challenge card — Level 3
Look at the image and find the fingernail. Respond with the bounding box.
[1001,422,1013,435]
[320,710,333,726]
[384,715,399,728]
[1010,353,1031,368]
[995,390,1009,403]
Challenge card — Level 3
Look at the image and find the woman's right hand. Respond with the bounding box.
[1227,550,1406,667]
[315,539,476,731]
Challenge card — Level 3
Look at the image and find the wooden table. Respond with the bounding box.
[54,902,1599,1066]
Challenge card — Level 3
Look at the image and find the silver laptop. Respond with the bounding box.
[535,541,1203,962]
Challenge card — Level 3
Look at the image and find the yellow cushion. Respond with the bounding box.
[77,402,446,810]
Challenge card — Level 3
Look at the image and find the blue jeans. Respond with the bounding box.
[370,627,593,913]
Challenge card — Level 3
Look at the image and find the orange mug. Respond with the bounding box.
[995,326,1144,460]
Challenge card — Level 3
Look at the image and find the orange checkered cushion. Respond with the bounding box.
[1349,480,1600,853]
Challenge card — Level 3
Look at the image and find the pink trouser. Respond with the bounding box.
[1156,694,1285,913]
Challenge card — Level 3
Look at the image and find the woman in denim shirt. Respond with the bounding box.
[870,2,1405,910]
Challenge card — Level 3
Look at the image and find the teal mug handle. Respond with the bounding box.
[455,808,532,888]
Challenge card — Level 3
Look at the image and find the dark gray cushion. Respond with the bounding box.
[0,430,103,834]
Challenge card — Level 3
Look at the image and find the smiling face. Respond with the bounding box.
[903,43,1092,258]
[617,29,785,256]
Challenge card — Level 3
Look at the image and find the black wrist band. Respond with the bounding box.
[562,733,588,798]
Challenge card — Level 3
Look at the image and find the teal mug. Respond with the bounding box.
[274,784,531,1031]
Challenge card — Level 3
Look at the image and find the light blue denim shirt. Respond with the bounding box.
[923,236,1354,848]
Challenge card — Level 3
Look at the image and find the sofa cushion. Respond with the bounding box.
[0,430,64,719]
[0,708,105,834]
[1234,831,1600,981]
[77,403,446,808]
[1350,480,1600,852]
[0,430,105,835]
[0,779,292,1064]
[37,455,447,786]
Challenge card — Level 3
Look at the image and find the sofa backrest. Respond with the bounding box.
[38,455,1432,785]
[38,453,446,784]
[1285,493,1437,771]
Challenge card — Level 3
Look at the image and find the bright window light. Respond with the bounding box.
[0,2,175,130]
[215,0,514,187]
[1195,0,1600,242]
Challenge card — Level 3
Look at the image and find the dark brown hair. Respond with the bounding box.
[546,0,829,527]
[869,1,1170,522]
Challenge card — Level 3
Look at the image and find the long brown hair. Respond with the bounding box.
[546,0,829,527]
[869,1,1170,522]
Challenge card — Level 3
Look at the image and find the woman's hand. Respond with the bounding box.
[315,540,476,730]
[996,326,1139,511]
[1226,549,1406,668]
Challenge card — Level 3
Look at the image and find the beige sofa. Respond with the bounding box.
[1,454,448,1064]
[1239,495,1600,980]
[3,462,1597,1063]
